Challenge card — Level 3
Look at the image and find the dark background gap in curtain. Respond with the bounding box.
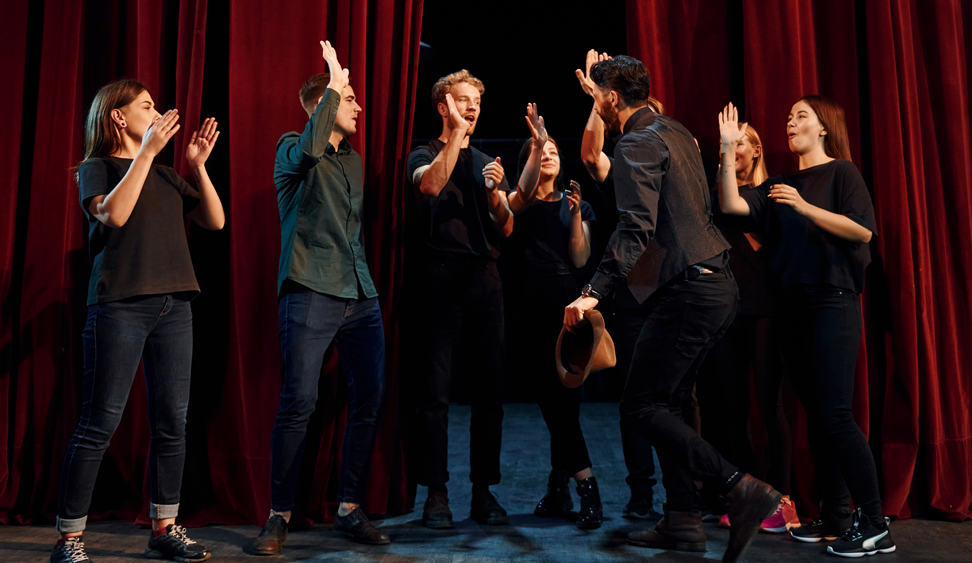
[627,0,971,522]
[1,0,423,527]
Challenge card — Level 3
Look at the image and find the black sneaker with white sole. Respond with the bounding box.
[790,517,848,542]
[48,536,90,563]
[827,509,895,558]
[144,524,210,562]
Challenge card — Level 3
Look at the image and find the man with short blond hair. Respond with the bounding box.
[407,69,513,529]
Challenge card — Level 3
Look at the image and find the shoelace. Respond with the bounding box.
[167,524,194,545]
[839,508,864,541]
[62,538,89,563]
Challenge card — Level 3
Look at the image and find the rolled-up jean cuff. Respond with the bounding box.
[150,502,180,520]
[56,516,87,533]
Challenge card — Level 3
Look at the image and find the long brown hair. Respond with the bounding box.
[798,94,852,162]
[744,126,769,186]
[81,79,148,163]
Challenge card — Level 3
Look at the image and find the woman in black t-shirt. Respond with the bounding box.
[698,125,799,532]
[49,79,224,563]
[507,105,601,529]
[717,97,895,557]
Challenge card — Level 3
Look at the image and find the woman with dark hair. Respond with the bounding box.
[698,124,800,533]
[717,97,895,557]
[507,104,601,529]
[49,79,224,563]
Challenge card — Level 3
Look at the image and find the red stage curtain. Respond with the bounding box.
[1,0,423,526]
[628,0,972,521]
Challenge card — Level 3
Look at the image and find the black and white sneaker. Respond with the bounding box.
[144,524,210,562]
[790,517,847,542]
[827,509,895,558]
[48,536,90,563]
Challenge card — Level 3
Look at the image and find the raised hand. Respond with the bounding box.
[768,183,809,215]
[140,109,180,157]
[719,102,748,146]
[185,117,220,167]
[445,93,471,134]
[575,51,612,97]
[524,103,547,149]
[566,180,582,215]
[320,40,350,91]
[483,156,504,190]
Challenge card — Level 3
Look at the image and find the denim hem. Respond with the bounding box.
[56,515,88,533]
[150,502,180,519]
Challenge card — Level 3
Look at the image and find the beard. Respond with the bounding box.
[597,102,622,134]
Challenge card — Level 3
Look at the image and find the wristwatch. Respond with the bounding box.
[581,284,603,301]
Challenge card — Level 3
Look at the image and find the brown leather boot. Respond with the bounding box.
[723,474,782,562]
[627,510,706,551]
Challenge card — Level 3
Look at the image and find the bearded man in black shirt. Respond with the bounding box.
[407,69,514,529]
[563,55,780,563]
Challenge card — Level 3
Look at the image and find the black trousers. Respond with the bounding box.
[620,270,741,511]
[516,274,592,475]
[779,285,882,523]
[417,260,504,487]
[696,314,792,494]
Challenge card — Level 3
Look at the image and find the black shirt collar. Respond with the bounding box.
[622,106,655,136]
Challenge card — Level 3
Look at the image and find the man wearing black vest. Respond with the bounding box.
[564,55,781,563]
[407,69,514,529]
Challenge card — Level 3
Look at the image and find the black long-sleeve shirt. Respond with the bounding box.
[588,108,729,303]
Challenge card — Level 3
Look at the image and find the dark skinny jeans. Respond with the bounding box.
[778,284,882,523]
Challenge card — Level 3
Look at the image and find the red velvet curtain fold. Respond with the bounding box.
[1,0,423,526]
[627,0,972,522]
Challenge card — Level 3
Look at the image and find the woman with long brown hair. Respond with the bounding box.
[49,79,223,563]
[717,96,894,557]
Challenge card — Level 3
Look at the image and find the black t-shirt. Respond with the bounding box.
[712,184,775,316]
[512,195,595,277]
[741,159,876,294]
[407,139,511,260]
[78,157,201,305]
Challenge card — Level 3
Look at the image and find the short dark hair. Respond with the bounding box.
[589,55,651,107]
[299,73,353,109]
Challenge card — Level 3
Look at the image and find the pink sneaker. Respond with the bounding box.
[761,496,801,533]
[719,513,730,528]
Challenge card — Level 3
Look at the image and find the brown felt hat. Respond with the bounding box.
[555,309,617,389]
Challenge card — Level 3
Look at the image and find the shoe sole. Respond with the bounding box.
[422,518,455,529]
[826,546,896,558]
[144,549,211,562]
[622,511,652,520]
[627,539,706,552]
[339,532,391,545]
[791,532,839,543]
[761,522,801,533]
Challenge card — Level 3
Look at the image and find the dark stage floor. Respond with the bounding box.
[2,403,969,562]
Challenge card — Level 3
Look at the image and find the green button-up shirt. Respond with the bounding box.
[274,88,377,299]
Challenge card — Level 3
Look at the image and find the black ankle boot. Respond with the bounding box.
[535,469,572,517]
[575,476,603,529]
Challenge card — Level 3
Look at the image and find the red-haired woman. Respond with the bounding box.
[717,97,894,557]
[49,79,224,563]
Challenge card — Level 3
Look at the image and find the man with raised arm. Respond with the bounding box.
[248,41,390,554]
[563,55,781,563]
[575,49,663,523]
[407,69,513,529]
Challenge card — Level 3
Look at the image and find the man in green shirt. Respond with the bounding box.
[248,41,389,554]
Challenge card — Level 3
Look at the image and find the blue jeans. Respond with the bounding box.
[56,294,193,533]
[271,286,385,509]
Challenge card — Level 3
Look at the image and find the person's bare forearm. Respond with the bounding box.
[718,142,750,216]
[418,128,466,197]
[487,189,513,237]
[189,165,225,230]
[568,217,591,267]
[582,105,610,182]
